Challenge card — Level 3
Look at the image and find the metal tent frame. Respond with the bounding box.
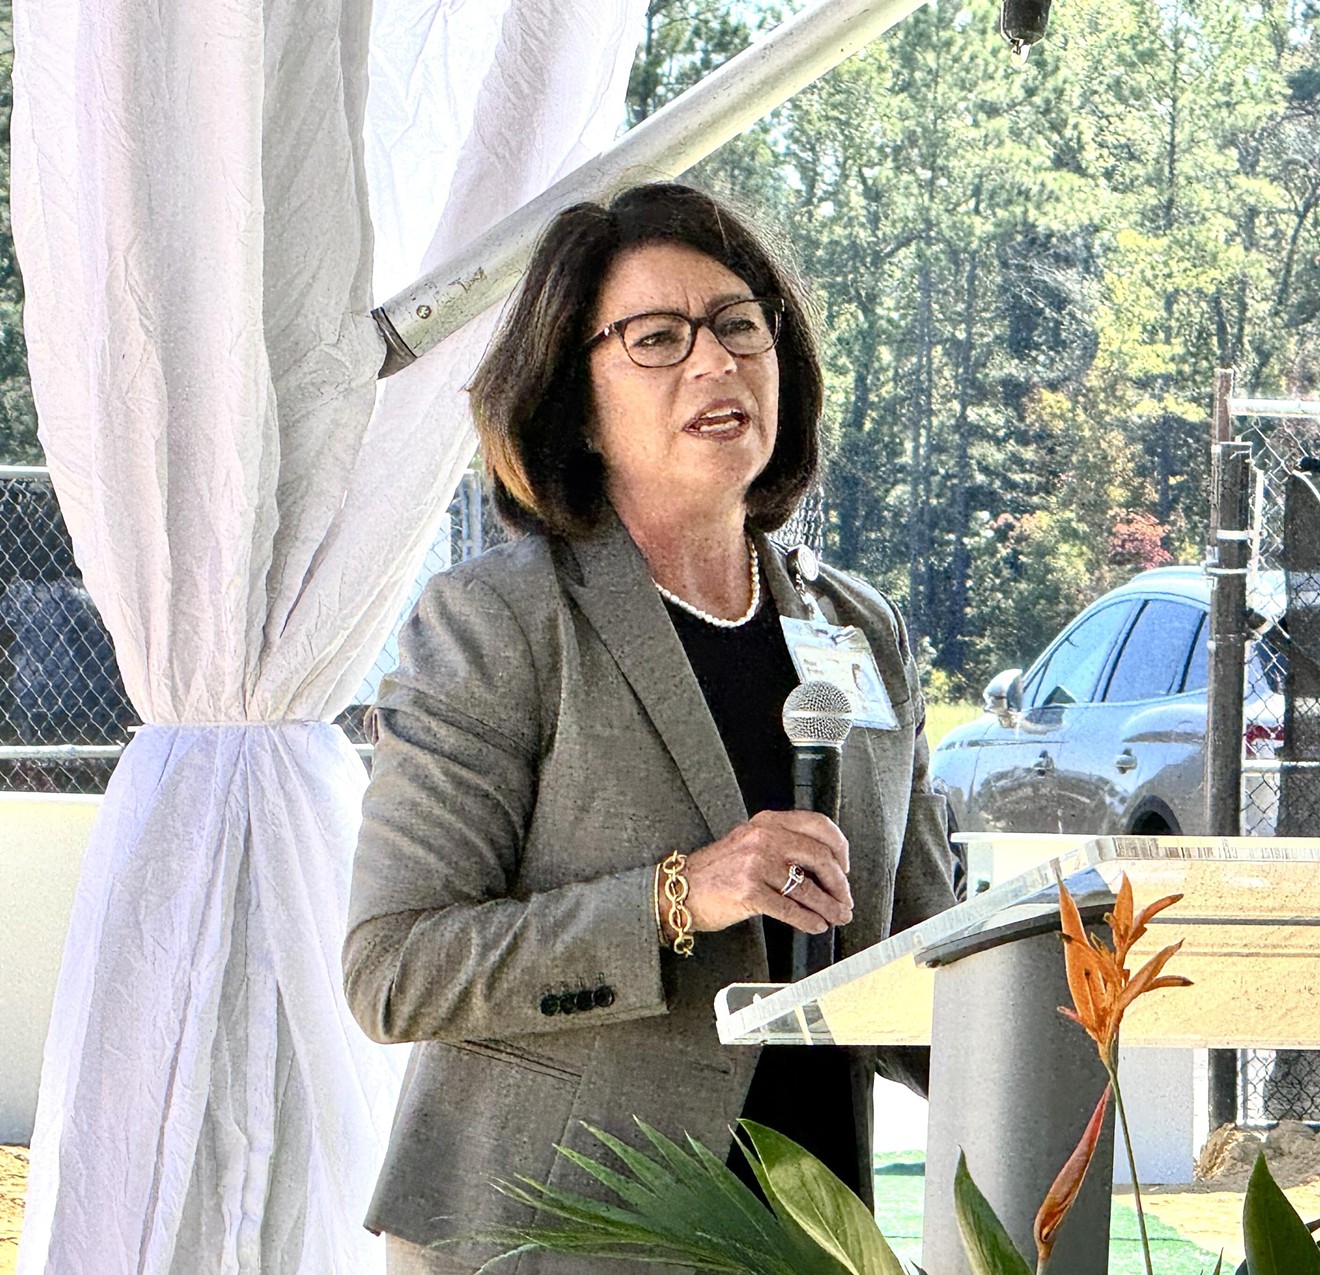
[372,0,933,375]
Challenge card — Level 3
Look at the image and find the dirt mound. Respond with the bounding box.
[1196,1120,1320,1193]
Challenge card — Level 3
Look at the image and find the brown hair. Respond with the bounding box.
[467,183,822,537]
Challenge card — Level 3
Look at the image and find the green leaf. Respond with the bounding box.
[729,1127,849,1274]
[582,1124,685,1198]
[680,1130,806,1252]
[1243,1152,1320,1275]
[740,1119,906,1275]
[953,1150,1033,1275]
[475,1120,833,1275]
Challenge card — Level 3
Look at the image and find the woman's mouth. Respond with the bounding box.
[683,406,750,438]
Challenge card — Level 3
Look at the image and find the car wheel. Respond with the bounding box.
[1128,810,1180,836]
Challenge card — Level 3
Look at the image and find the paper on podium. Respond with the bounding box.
[715,835,1320,1050]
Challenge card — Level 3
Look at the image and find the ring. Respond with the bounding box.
[780,863,806,896]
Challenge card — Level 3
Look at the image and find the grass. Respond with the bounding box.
[924,699,982,747]
[872,1153,1224,1274]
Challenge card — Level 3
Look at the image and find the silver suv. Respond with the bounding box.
[930,565,1284,838]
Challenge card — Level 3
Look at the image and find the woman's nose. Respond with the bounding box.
[685,323,737,376]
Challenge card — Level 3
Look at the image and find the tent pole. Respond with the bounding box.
[372,0,930,376]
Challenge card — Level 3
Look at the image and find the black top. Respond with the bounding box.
[663,589,864,1198]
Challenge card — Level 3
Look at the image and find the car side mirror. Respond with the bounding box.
[982,668,1024,729]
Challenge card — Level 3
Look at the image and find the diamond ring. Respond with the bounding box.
[780,863,806,896]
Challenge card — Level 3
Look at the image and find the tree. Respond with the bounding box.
[627,1,791,212]
[0,0,39,465]
[621,0,1320,693]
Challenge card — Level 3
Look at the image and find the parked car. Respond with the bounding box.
[931,565,1285,841]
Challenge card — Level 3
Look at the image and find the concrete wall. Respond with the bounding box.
[1113,1046,1208,1186]
[0,793,98,1143]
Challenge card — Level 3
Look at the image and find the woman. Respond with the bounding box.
[344,183,955,1274]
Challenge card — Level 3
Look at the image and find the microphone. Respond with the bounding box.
[781,681,855,980]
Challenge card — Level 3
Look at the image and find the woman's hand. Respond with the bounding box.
[674,810,852,937]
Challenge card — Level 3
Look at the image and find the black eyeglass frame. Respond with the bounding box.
[582,296,786,368]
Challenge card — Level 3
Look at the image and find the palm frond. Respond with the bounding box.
[474,1118,856,1275]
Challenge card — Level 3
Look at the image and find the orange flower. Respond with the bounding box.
[1034,1085,1111,1267]
[1058,873,1192,1068]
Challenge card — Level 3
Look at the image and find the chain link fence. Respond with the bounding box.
[1217,403,1320,1127]
[1236,415,1320,841]
[0,460,827,789]
[0,467,492,787]
[0,469,135,793]
[775,483,826,555]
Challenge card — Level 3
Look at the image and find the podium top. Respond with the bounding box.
[715,835,1320,1050]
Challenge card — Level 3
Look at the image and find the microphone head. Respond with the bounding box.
[782,680,855,748]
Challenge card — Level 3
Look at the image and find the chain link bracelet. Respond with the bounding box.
[660,851,695,957]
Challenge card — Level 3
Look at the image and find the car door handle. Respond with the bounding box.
[1032,751,1054,776]
[1115,749,1137,773]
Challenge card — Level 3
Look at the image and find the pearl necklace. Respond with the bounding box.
[653,540,761,628]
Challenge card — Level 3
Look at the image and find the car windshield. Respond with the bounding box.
[1025,602,1134,708]
[1103,600,1204,702]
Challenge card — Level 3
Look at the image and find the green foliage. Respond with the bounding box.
[952,1150,1034,1275]
[476,1119,856,1274]
[965,506,1104,678]
[1242,1151,1320,1274]
[475,1115,1320,1274]
[920,654,963,707]
[626,1,794,211]
[631,0,1320,690]
[738,1119,906,1275]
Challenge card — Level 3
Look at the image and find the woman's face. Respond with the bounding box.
[586,242,779,526]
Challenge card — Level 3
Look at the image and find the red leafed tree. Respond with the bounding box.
[1109,511,1172,572]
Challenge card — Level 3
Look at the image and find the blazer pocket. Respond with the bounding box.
[850,698,916,747]
[451,1038,584,1085]
[867,668,915,729]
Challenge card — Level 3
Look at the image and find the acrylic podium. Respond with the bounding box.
[715,835,1320,1273]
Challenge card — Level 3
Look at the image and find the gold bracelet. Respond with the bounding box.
[652,860,667,946]
[661,851,695,958]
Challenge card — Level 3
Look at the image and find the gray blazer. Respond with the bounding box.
[344,511,955,1272]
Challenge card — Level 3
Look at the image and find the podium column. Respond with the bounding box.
[922,923,1115,1274]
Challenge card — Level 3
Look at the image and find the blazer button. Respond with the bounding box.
[593,985,615,1009]
[559,992,578,1015]
[539,994,559,1017]
[574,989,595,1013]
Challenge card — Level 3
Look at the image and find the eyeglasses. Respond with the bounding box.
[583,297,785,369]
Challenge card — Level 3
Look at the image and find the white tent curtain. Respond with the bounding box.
[10,0,645,1270]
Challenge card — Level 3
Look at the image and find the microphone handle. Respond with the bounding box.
[789,744,841,981]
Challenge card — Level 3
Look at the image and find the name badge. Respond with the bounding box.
[779,617,899,730]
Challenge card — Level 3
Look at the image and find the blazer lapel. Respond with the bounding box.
[757,531,814,623]
[560,512,748,841]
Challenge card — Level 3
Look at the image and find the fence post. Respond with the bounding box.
[1205,441,1252,838]
[1207,1050,1239,1131]
[1205,427,1252,1133]
[1212,368,1234,449]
